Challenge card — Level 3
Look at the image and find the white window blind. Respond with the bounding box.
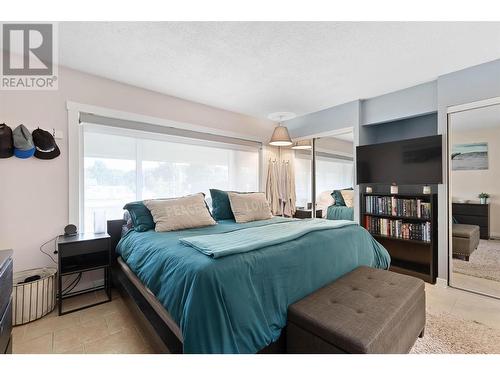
[83,124,260,232]
[294,156,312,208]
[315,156,354,194]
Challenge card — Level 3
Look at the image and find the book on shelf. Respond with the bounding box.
[363,216,432,242]
[364,195,431,219]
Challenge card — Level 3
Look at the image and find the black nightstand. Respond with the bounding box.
[294,209,323,219]
[56,233,112,315]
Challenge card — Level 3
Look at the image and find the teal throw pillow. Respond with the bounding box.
[210,189,235,221]
[123,201,155,232]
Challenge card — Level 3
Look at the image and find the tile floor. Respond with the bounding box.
[12,291,155,354]
[12,283,500,354]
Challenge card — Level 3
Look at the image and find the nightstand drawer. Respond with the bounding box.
[59,238,109,257]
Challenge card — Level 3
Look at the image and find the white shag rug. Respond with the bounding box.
[410,311,500,354]
[453,239,500,282]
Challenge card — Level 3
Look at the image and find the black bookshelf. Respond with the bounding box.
[361,192,438,283]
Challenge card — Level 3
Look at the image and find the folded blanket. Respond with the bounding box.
[180,218,356,258]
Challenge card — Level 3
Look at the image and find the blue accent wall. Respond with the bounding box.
[286,100,359,138]
[359,112,437,146]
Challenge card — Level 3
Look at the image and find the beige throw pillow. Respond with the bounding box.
[340,190,354,208]
[144,193,216,232]
[227,192,273,223]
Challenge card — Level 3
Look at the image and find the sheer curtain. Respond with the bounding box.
[83,125,260,232]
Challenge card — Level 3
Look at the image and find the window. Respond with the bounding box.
[83,125,259,232]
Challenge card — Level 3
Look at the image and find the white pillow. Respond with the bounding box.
[144,193,216,232]
[227,192,273,223]
[316,190,335,218]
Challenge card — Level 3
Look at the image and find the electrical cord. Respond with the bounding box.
[62,272,82,295]
[39,235,58,264]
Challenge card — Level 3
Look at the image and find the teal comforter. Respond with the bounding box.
[117,217,390,353]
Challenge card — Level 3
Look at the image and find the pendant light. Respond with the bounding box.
[268,112,295,147]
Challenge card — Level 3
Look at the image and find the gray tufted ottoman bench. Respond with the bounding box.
[287,266,425,354]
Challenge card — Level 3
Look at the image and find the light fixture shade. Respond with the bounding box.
[269,125,292,146]
[291,139,312,149]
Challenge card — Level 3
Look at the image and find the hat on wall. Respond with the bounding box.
[32,128,60,160]
[12,124,35,159]
[0,123,14,158]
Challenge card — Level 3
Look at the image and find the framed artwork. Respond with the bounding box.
[451,142,488,171]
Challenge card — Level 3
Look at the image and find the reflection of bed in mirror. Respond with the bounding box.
[313,133,355,221]
[317,189,354,221]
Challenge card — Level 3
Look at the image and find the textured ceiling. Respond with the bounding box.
[59,22,500,119]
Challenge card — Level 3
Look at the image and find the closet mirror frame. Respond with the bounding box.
[447,95,500,299]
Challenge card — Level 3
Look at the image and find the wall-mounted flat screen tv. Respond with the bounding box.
[356,135,443,184]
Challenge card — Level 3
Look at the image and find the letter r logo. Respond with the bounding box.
[2,24,53,76]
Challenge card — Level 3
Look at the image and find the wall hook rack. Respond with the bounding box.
[27,127,63,140]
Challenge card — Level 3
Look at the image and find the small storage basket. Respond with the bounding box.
[12,267,57,326]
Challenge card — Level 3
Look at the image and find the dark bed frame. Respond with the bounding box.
[107,219,286,354]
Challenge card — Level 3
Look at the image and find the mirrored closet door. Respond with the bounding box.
[292,138,315,218]
[314,131,355,221]
[448,100,500,298]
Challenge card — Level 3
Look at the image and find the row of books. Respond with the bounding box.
[364,216,432,242]
[365,196,431,219]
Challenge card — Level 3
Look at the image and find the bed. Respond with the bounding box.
[110,217,390,354]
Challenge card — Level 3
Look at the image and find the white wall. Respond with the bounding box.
[0,65,274,272]
[451,126,500,237]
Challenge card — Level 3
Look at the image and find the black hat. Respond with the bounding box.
[32,128,60,160]
[0,123,14,158]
